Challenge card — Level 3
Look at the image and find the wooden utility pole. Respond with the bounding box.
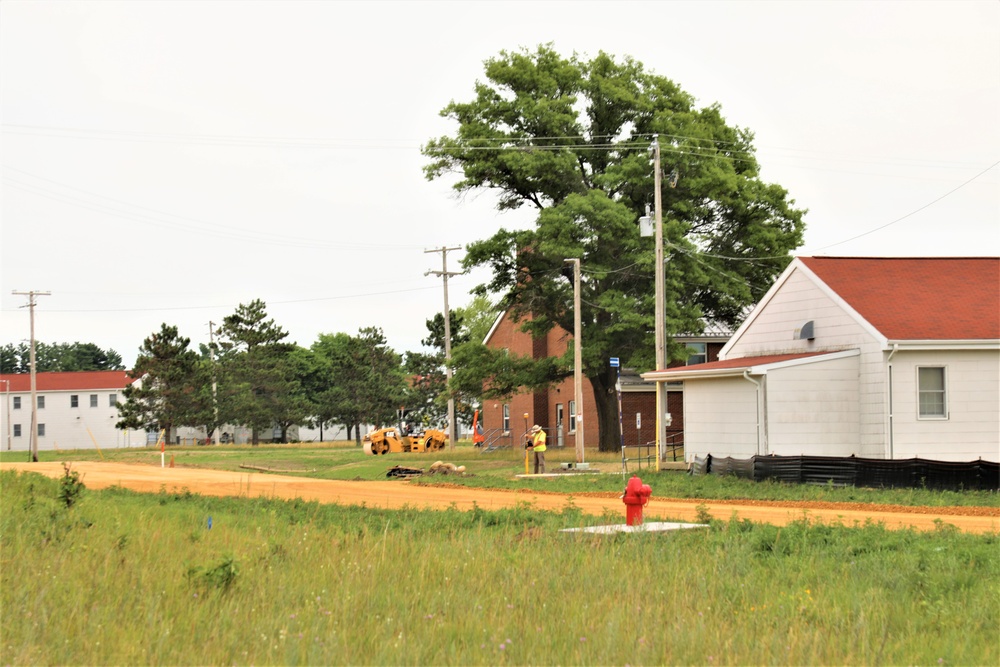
[424,246,463,448]
[564,258,584,463]
[652,136,667,471]
[12,290,51,462]
[208,321,220,445]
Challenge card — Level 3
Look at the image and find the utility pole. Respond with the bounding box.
[208,321,219,445]
[12,290,51,462]
[652,136,667,472]
[564,258,584,463]
[425,246,463,448]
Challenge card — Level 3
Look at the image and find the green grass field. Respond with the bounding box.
[2,443,998,665]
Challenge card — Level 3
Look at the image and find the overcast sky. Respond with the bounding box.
[2,1,998,369]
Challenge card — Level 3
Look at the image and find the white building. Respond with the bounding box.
[644,257,1000,463]
[0,371,148,452]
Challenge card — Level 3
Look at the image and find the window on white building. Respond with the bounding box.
[38,423,45,437]
[569,400,577,433]
[918,367,947,418]
[109,393,117,407]
[502,405,510,433]
[71,394,79,408]
[13,424,21,437]
[37,396,44,409]
[90,394,98,408]
[13,396,20,409]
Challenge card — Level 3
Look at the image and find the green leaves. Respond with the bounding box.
[424,45,807,449]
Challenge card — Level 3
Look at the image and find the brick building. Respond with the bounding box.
[480,310,728,452]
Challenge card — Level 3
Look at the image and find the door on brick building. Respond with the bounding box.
[555,404,564,447]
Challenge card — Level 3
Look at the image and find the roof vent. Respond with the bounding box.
[794,320,815,341]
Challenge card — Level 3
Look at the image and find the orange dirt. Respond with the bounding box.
[3,461,997,534]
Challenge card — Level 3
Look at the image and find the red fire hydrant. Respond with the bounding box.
[622,475,652,526]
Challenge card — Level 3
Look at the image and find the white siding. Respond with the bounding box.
[1,389,145,451]
[683,377,760,460]
[725,267,888,457]
[764,355,861,456]
[889,350,1000,461]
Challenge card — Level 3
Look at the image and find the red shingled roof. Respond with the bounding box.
[799,257,1000,341]
[0,371,137,392]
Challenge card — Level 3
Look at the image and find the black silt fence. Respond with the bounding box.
[699,454,999,491]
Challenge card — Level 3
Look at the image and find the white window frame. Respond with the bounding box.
[686,342,707,366]
[109,393,117,407]
[12,396,20,410]
[502,404,510,433]
[37,396,44,409]
[568,400,577,433]
[37,423,45,437]
[917,366,948,420]
[71,394,79,408]
[90,394,98,408]
[13,424,21,437]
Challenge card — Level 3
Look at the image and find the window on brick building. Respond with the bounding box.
[502,405,510,433]
[686,343,707,365]
[569,400,577,433]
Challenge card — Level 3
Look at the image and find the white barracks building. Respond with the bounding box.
[0,371,147,452]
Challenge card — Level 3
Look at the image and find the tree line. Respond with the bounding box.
[1,342,125,374]
[115,298,495,446]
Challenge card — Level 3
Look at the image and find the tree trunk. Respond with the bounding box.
[354,422,362,447]
[589,370,623,453]
[251,426,259,446]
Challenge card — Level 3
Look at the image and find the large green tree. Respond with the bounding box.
[311,328,407,446]
[116,324,210,439]
[216,300,305,445]
[424,46,805,451]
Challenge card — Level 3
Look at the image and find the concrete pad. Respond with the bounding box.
[561,521,709,534]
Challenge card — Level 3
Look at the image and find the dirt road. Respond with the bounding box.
[3,461,997,534]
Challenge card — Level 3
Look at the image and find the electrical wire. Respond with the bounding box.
[809,160,1000,252]
[1,167,430,251]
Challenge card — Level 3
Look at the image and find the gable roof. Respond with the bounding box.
[799,256,1000,341]
[0,371,137,392]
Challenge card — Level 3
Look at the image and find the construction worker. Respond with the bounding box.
[530,424,547,474]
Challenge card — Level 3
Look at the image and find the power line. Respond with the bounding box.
[0,284,451,315]
[2,167,428,251]
[809,160,1000,252]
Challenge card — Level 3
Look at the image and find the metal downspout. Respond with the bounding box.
[886,343,898,459]
[743,370,764,455]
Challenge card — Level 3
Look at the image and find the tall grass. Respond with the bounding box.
[2,469,997,665]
